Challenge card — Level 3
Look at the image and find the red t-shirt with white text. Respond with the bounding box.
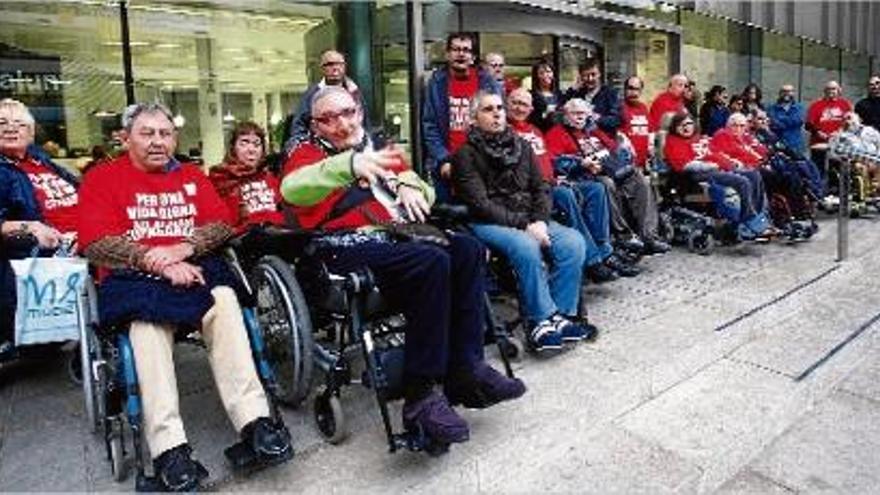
[447,68,479,154]
[77,154,231,250]
[17,156,79,233]
[510,119,553,182]
[621,100,651,167]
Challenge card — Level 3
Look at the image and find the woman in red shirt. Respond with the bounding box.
[663,112,771,239]
[208,122,286,232]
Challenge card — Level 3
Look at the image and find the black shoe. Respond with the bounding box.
[605,254,640,277]
[585,263,618,283]
[241,417,294,466]
[643,238,671,255]
[153,444,208,492]
[616,236,645,255]
[614,248,641,265]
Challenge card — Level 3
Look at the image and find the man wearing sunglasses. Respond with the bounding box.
[287,50,370,150]
[422,32,501,201]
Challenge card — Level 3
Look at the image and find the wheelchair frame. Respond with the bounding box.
[80,252,294,489]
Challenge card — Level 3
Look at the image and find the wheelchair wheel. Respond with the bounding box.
[81,280,104,434]
[251,255,315,408]
[314,387,348,444]
[687,231,714,255]
[108,420,127,482]
[498,335,524,361]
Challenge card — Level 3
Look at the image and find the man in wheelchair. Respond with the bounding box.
[452,91,595,353]
[0,98,79,359]
[77,103,292,491]
[281,87,525,449]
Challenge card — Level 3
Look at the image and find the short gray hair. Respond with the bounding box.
[0,98,35,128]
[310,85,357,112]
[726,112,748,127]
[121,102,175,131]
[562,97,591,114]
[468,90,503,120]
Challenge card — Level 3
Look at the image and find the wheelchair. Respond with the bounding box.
[80,251,294,490]
[825,134,880,217]
[231,213,519,455]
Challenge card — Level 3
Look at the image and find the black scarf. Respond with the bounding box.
[467,127,523,167]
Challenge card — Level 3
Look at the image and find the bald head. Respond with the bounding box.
[668,74,688,97]
[507,88,533,122]
[824,80,841,99]
[320,50,347,85]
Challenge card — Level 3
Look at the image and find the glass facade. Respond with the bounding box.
[0,1,874,174]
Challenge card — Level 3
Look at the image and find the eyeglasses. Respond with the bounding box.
[0,119,30,131]
[488,62,505,68]
[321,60,345,68]
[625,86,642,91]
[680,121,695,126]
[313,107,358,125]
[448,46,473,54]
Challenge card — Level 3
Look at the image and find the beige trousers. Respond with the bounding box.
[129,287,269,459]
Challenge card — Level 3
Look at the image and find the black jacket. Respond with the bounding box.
[452,135,551,229]
[562,84,621,133]
[855,96,880,131]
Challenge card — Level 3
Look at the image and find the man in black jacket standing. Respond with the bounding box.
[855,76,880,132]
[453,91,596,354]
[562,56,621,134]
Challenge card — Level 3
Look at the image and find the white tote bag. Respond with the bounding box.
[11,257,88,346]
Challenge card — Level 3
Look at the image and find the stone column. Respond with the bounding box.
[195,36,223,166]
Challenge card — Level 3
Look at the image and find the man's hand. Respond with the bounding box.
[160,261,205,287]
[397,186,430,223]
[353,147,406,183]
[29,222,63,250]
[582,157,602,175]
[143,243,194,273]
[525,221,551,247]
[439,162,453,180]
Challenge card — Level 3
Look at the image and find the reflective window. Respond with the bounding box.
[0,1,124,170]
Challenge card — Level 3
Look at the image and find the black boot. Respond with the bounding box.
[240,417,294,467]
[153,444,208,492]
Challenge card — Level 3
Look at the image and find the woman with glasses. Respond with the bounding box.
[0,98,79,358]
[663,112,772,240]
[528,59,562,132]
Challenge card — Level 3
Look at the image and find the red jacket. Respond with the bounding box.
[709,129,766,169]
[806,97,853,145]
[621,100,651,167]
[509,119,553,182]
[282,142,409,231]
[648,91,685,132]
[663,133,735,173]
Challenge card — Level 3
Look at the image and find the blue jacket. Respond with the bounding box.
[562,84,621,133]
[421,67,501,178]
[767,101,806,153]
[699,103,729,136]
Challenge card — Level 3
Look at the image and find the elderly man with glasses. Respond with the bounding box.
[281,86,525,451]
[287,49,370,149]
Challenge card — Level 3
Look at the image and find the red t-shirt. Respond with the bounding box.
[17,156,79,233]
[282,142,409,231]
[77,154,231,250]
[208,165,285,232]
[621,100,651,168]
[710,129,765,168]
[510,119,553,182]
[648,91,686,132]
[806,97,853,145]
[447,68,479,154]
[664,134,735,173]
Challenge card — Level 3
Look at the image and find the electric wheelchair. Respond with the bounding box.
[80,248,295,490]
[228,207,519,455]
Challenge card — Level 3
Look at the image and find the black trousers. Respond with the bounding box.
[314,232,487,380]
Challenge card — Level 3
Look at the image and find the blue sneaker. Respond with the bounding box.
[552,315,591,343]
[528,319,563,352]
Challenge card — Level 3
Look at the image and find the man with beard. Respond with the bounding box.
[282,87,525,449]
[767,84,807,154]
[561,56,621,134]
[422,33,501,200]
[855,76,880,132]
[453,91,596,354]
